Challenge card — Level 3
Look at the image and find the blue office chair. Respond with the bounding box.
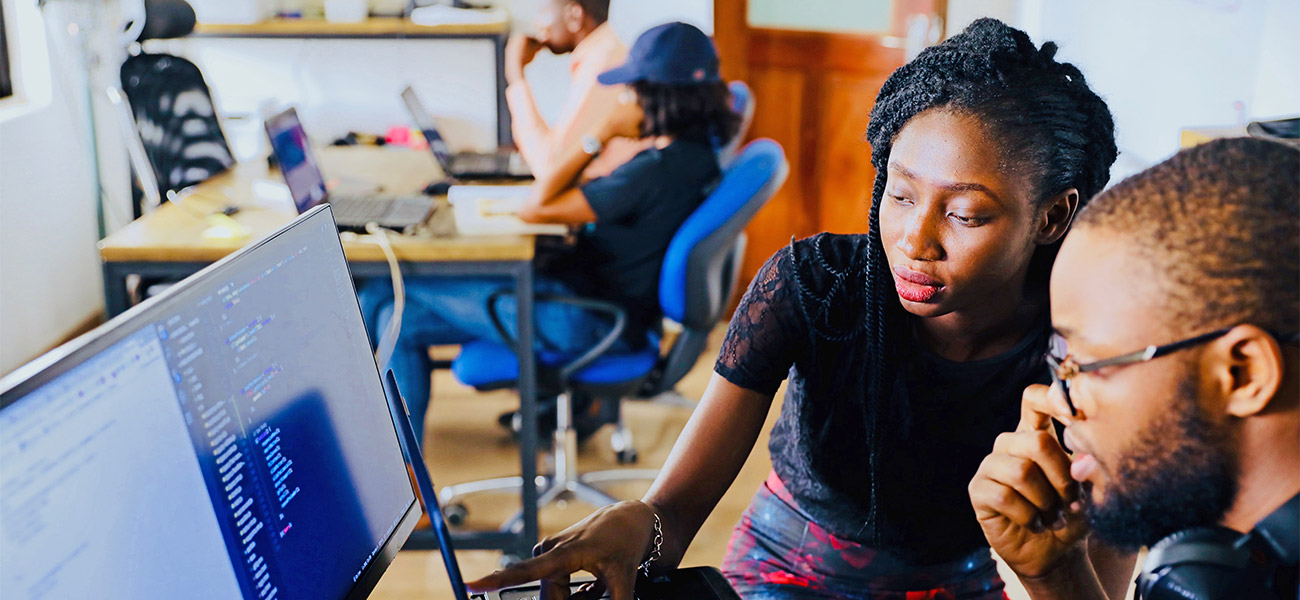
[439,140,789,529]
[718,81,756,168]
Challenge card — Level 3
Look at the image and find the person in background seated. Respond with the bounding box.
[507,0,648,180]
[969,137,1299,599]
[469,19,1133,600]
[360,22,739,444]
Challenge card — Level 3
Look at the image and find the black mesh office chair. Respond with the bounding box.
[118,0,233,215]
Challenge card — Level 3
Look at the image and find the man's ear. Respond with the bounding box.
[1036,188,1079,246]
[1206,324,1285,418]
[564,1,586,33]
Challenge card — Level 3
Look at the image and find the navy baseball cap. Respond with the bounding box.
[597,22,721,86]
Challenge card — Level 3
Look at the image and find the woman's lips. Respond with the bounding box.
[893,267,943,303]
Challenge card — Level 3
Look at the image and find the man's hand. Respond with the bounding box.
[969,384,1088,579]
[506,34,545,85]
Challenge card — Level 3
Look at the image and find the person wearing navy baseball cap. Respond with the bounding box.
[597,21,722,87]
[358,21,741,455]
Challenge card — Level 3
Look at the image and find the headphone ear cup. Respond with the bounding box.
[1137,527,1250,600]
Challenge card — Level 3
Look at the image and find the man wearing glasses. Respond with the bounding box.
[968,137,1299,600]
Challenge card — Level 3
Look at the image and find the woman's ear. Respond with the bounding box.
[1036,188,1080,245]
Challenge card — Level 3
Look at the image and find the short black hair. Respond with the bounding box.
[632,80,740,145]
[1076,137,1300,335]
[570,0,609,24]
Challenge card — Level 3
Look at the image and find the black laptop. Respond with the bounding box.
[265,107,435,231]
[401,86,532,180]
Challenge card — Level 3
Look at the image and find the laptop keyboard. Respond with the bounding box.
[330,195,432,224]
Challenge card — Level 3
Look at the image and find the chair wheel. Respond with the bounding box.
[616,448,638,464]
[445,502,469,526]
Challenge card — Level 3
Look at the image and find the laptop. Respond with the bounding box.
[0,206,418,600]
[265,107,435,231]
[0,205,737,600]
[401,86,533,180]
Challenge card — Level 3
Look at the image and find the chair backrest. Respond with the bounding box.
[717,81,756,168]
[652,139,788,391]
[120,53,234,198]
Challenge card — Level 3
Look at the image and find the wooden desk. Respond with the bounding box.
[190,17,513,147]
[98,146,541,557]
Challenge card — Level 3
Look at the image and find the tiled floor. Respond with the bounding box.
[368,328,1135,599]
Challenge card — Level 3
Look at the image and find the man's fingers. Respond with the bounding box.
[1016,384,1056,432]
[980,454,1061,513]
[466,555,564,593]
[993,430,1077,503]
[970,474,1042,529]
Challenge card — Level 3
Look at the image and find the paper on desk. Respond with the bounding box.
[448,185,568,236]
[409,5,509,26]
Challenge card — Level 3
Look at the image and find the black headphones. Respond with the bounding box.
[1137,494,1299,600]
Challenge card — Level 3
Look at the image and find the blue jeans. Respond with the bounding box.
[357,275,621,438]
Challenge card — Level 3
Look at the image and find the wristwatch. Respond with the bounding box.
[581,134,604,156]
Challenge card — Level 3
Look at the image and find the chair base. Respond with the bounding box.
[438,393,658,532]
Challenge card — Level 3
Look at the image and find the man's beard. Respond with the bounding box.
[1083,380,1239,551]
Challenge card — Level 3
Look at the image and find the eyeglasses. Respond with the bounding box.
[1046,327,1299,416]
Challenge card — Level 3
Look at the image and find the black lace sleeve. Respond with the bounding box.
[714,247,805,396]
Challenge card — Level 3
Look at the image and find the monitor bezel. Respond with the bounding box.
[0,205,421,600]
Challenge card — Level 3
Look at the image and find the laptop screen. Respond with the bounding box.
[0,207,418,600]
[400,86,454,167]
[265,108,329,213]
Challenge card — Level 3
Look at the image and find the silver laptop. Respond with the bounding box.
[401,86,532,180]
[265,107,435,231]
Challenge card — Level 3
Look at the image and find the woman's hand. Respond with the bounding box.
[466,500,657,600]
[969,384,1088,579]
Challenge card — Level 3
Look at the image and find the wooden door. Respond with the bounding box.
[715,0,946,287]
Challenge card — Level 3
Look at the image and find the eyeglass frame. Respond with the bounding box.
[1046,326,1300,416]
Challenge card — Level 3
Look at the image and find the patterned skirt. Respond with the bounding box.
[721,471,1010,600]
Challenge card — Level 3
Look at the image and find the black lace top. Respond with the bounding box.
[715,233,1051,565]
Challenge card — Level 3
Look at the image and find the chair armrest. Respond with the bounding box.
[484,290,629,381]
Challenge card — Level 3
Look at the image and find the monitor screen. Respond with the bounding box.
[400,87,453,165]
[265,108,329,214]
[0,206,417,600]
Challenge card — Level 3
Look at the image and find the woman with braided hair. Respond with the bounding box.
[470,18,1132,600]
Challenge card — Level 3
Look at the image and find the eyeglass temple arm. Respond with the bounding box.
[1078,327,1237,373]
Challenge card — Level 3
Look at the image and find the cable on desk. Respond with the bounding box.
[362,222,406,373]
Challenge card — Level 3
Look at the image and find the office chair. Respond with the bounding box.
[117,0,234,216]
[718,81,756,168]
[439,139,789,531]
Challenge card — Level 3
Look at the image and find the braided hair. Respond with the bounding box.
[850,18,1117,541]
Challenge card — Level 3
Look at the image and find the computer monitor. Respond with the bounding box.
[265,108,329,213]
[0,206,419,600]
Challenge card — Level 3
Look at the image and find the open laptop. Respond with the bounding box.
[401,86,532,180]
[265,107,435,231]
[0,206,418,599]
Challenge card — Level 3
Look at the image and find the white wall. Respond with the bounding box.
[0,0,106,375]
[181,0,713,155]
[948,0,1300,182]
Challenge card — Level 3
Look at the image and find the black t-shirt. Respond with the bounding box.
[548,140,719,333]
[715,233,1051,565]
